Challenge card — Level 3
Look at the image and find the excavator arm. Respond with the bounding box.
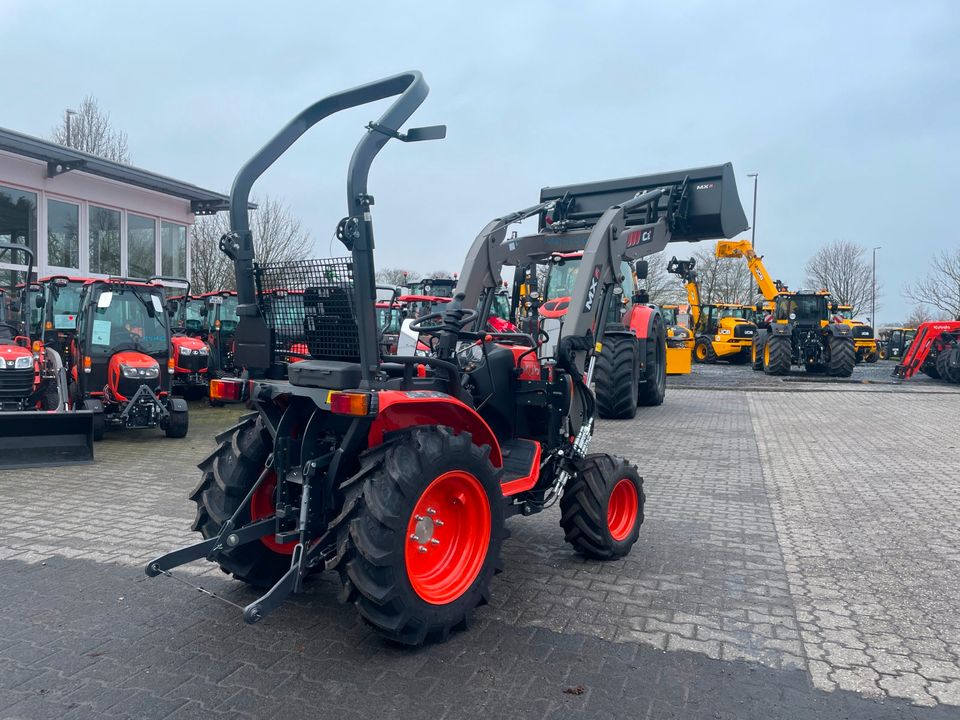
[715,239,781,301]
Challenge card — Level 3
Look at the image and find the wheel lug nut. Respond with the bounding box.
[429,538,440,545]
[434,519,444,527]
[427,507,437,515]
[418,546,428,554]
[415,515,424,521]
[409,534,420,542]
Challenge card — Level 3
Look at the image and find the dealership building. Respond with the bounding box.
[0,127,229,286]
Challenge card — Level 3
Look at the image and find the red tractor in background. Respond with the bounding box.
[894,320,960,384]
[152,277,211,399]
[34,275,87,382]
[0,244,93,467]
[198,290,240,379]
[71,277,189,439]
[147,72,748,644]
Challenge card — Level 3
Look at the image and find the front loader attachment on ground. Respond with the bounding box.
[0,410,94,469]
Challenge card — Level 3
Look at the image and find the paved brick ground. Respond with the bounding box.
[2,372,959,719]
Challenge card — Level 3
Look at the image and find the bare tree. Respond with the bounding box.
[376,268,419,287]
[672,243,755,305]
[51,95,130,163]
[903,248,960,320]
[904,305,935,327]
[423,270,453,279]
[804,240,879,315]
[190,195,310,293]
[642,252,688,305]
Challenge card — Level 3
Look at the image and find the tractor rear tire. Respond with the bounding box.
[165,408,189,438]
[878,346,889,361]
[560,454,644,560]
[693,337,716,364]
[594,336,639,419]
[334,426,506,646]
[935,347,960,383]
[922,364,941,379]
[637,315,667,407]
[190,414,290,588]
[763,335,792,375]
[752,332,766,371]
[827,336,856,377]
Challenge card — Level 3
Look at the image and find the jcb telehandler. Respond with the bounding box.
[146,72,747,645]
[878,326,915,361]
[834,304,878,363]
[714,240,856,377]
[666,256,757,363]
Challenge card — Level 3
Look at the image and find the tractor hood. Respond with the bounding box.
[108,350,161,401]
[172,335,207,353]
[0,344,34,367]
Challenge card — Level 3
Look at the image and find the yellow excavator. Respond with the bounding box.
[666,258,757,364]
[715,240,856,376]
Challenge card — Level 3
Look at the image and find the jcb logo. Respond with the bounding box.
[583,265,603,313]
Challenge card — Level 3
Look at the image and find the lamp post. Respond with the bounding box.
[747,173,758,250]
[872,246,881,329]
[65,109,78,148]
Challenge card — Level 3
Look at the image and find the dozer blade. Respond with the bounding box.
[0,410,94,469]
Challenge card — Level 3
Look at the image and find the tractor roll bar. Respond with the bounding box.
[0,242,35,334]
[222,71,443,384]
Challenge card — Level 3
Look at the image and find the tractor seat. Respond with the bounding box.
[288,359,362,390]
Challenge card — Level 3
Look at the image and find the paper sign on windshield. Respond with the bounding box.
[54,314,76,329]
[92,319,111,346]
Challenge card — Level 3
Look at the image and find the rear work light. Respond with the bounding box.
[210,378,244,402]
[328,391,373,416]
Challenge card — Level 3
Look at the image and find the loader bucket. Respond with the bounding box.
[0,410,94,469]
[539,163,749,242]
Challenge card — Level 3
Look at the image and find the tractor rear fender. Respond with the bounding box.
[368,391,503,467]
[82,398,105,413]
[619,304,661,365]
[768,323,792,337]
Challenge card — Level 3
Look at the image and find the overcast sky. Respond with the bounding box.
[2,0,956,323]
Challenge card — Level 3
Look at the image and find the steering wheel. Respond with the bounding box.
[408,308,478,334]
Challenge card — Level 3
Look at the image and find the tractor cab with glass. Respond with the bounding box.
[152,278,211,398]
[35,276,87,378]
[200,290,240,377]
[73,278,188,439]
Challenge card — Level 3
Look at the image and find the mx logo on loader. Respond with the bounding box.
[583,264,603,312]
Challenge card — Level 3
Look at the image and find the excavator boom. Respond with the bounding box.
[715,239,781,301]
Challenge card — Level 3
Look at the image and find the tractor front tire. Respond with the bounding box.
[335,426,506,646]
[91,412,105,441]
[594,335,639,419]
[560,454,644,560]
[763,335,792,375]
[165,408,189,438]
[827,336,856,377]
[694,337,716,364]
[190,415,289,588]
[935,347,960,383]
[752,332,766,371]
[637,315,666,407]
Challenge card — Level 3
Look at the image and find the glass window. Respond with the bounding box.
[47,199,80,269]
[161,222,187,277]
[88,206,121,276]
[0,185,37,261]
[128,214,156,279]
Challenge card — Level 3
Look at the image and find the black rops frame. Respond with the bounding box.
[219,71,445,386]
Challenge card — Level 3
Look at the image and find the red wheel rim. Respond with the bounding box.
[607,478,639,542]
[250,471,293,555]
[404,470,491,605]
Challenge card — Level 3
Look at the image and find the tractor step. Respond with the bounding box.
[500,438,542,496]
[0,410,94,469]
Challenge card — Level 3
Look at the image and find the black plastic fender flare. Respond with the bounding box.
[824,323,853,338]
[168,397,189,413]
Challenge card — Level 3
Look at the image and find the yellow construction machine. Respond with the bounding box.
[666,258,757,364]
[834,305,879,363]
[659,304,694,375]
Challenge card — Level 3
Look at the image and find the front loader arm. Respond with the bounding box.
[715,239,780,302]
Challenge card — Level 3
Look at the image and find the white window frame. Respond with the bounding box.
[44,195,82,275]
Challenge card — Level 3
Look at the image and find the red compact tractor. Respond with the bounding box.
[146,72,747,644]
[71,277,189,439]
[894,320,960,384]
[152,277,211,398]
[0,245,93,467]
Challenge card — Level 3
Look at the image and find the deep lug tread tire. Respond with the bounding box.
[763,335,792,375]
[752,332,767,371]
[190,415,289,588]
[594,336,639,419]
[637,315,666,407]
[827,336,856,377]
[935,346,960,383]
[694,336,716,364]
[334,426,506,646]
[560,454,644,560]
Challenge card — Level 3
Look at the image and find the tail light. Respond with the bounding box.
[168,357,175,372]
[328,391,373,416]
[210,378,244,402]
[83,356,92,374]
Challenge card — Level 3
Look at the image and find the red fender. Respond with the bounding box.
[369,390,502,467]
[623,304,657,338]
